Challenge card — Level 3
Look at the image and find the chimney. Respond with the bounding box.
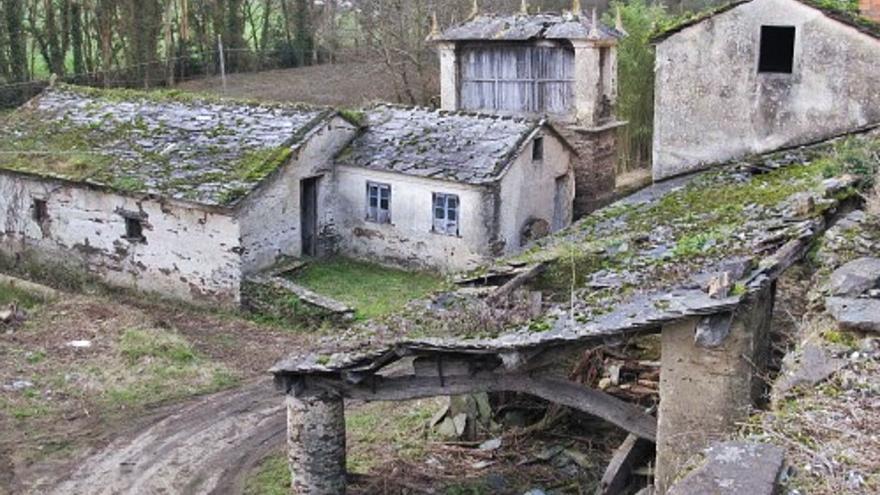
[862,0,880,23]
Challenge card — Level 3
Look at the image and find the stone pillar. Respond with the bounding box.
[573,41,602,125]
[601,46,618,109]
[437,42,459,111]
[655,285,775,494]
[287,394,347,495]
[557,124,620,217]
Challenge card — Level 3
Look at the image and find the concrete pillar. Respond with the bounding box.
[287,394,347,495]
[437,42,459,111]
[573,41,602,126]
[655,285,775,493]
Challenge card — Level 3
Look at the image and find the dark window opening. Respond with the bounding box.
[532,137,544,162]
[124,217,146,243]
[32,199,48,224]
[366,182,391,224]
[758,26,796,73]
[433,193,460,236]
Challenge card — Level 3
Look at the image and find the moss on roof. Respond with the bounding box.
[0,84,333,207]
[651,0,880,42]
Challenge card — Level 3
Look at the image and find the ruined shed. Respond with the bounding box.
[652,0,880,180]
[272,132,871,493]
[0,86,356,303]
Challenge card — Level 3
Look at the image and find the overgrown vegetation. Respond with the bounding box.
[0,282,49,310]
[606,0,672,171]
[288,257,447,320]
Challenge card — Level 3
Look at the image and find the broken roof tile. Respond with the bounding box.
[434,11,622,42]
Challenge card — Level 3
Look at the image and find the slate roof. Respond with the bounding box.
[0,85,333,207]
[335,105,545,185]
[434,11,622,43]
[273,132,876,375]
[652,0,880,43]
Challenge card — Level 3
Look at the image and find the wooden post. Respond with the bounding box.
[287,394,346,495]
[654,284,775,493]
[217,35,227,93]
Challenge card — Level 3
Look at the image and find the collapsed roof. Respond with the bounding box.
[272,132,878,376]
[434,11,623,43]
[0,85,334,207]
[335,105,553,185]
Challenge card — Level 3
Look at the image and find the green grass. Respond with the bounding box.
[244,454,290,495]
[290,258,446,320]
[102,328,239,410]
[0,282,48,309]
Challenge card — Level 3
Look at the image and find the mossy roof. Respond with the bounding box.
[335,104,546,185]
[651,0,880,43]
[273,131,878,375]
[0,85,333,207]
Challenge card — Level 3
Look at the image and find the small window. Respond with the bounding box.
[124,217,146,243]
[532,137,544,162]
[32,199,48,224]
[758,26,796,74]
[433,193,459,236]
[366,182,391,224]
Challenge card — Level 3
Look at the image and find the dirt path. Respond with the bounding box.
[46,380,285,495]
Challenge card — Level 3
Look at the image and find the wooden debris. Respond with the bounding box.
[597,434,655,495]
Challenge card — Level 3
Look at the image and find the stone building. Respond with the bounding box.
[335,105,575,272]
[431,6,625,215]
[0,85,574,302]
[0,87,355,304]
[652,0,880,180]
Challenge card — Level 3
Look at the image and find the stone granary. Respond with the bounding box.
[652,0,880,180]
[0,85,576,302]
[431,5,625,215]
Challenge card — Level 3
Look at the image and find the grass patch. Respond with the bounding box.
[244,454,290,495]
[0,282,47,309]
[289,258,446,320]
[101,327,239,410]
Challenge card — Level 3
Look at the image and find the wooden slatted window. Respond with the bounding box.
[433,193,459,236]
[366,182,391,224]
[459,44,575,115]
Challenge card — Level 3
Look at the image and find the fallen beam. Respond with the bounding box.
[300,372,657,442]
[597,433,655,495]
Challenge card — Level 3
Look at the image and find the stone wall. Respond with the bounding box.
[497,131,575,252]
[654,0,880,180]
[333,166,496,272]
[0,172,242,304]
[237,117,356,273]
[557,124,620,218]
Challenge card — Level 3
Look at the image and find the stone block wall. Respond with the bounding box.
[862,0,880,22]
[557,124,620,218]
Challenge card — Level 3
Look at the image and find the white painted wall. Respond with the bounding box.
[237,117,357,273]
[0,173,242,303]
[334,166,496,272]
[497,131,575,253]
[653,0,880,179]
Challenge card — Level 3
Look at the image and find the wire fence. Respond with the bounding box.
[0,45,376,109]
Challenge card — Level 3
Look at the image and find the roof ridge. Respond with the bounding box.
[372,102,537,124]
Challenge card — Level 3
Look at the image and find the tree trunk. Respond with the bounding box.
[5,0,29,82]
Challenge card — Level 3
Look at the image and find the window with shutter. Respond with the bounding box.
[433,193,460,236]
[366,182,392,223]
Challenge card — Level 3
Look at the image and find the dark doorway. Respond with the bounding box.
[301,177,320,257]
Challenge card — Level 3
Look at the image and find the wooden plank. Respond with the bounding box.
[596,434,655,495]
[486,262,548,305]
[303,372,657,441]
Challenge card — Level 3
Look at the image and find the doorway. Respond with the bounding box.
[301,177,320,257]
